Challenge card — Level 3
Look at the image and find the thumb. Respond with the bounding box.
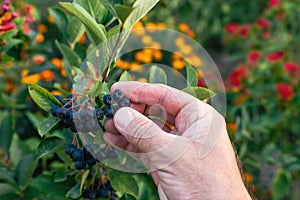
[113,107,172,153]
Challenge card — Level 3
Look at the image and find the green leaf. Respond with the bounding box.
[59,2,107,45]
[16,154,39,187]
[74,0,108,23]
[55,40,82,68]
[0,111,13,153]
[36,137,66,159]
[149,65,167,84]
[109,170,139,198]
[123,0,159,30]
[38,116,61,137]
[119,71,132,82]
[66,182,81,199]
[48,7,68,35]
[107,23,121,38]
[114,4,133,23]
[28,84,62,112]
[182,87,215,101]
[186,62,198,87]
[271,169,291,200]
[80,170,90,191]
[0,170,18,187]
[98,0,118,16]
[67,16,85,44]
[120,194,136,200]
[0,183,18,196]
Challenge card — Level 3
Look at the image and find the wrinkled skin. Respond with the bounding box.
[104,82,251,200]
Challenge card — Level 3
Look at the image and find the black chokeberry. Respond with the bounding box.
[57,107,68,119]
[67,94,74,99]
[75,160,86,170]
[64,144,76,155]
[96,188,109,198]
[103,106,113,118]
[118,97,130,108]
[51,105,61,117]
[71,148,84,161]
[112,89,123,101]
[95,108,104,120]
[86,158,97,167]
[82,189,96,198]
[54,95,63,104]
[103,94,112,105]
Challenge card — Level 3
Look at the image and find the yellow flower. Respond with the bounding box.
[172,59,185,70]
[137,77,148,83]
[187,54,202,67]
[21,74,41,84]
[157,22,166,28]
[153,49,162,61]
[180,45,193,55]
[141,35,152,45]
[37,24,48,33]
[175,37,185,48]
[130,64,144,72]
[35,33,45,43]
[51,90,62,96]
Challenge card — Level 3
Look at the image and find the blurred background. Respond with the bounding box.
[1,0,300,199]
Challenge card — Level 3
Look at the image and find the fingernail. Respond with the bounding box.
[114,107,134,130]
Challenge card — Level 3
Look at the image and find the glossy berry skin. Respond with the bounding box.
[75,160,86,170]
[64,144,76,155]
[96,188,109,197]
[71,148,84,161]
[103,106,113,118]
[95,108,104,120]
[112,89,123,101]
[118,98,130,108]
[57,107,68,119]
[86,158,97,167]
[51,105,61,117]
[103,94,112,105]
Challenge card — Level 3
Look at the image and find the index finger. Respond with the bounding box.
[111,81,197,116]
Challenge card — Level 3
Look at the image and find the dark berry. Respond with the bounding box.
[64,144,76,155]
[82,189,96,198]
[57,107,68,119]
[96,188,109,198]
[118,97,130,108]
[54,95,63,103]
[86,158,97,167]
[70,123,77,133]
[71,148,84,161]
[83,147,93,160]
[103,106,113,118]
[75,160,86,170]
[61,118,71,128]
[95,108,104,120]
[51,105,61,117]
[112,89,123,101]
[103,94,112,105]
[67,94,74,99]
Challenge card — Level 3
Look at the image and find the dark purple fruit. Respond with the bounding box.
[112,89,123,101]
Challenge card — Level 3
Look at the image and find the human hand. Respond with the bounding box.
[104,82,251,200]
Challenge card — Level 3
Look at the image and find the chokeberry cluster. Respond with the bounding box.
[65,144,97,170]
[82,180,117,199]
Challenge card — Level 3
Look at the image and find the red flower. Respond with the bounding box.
[256,18,271,29]
[269,0,280,8]
[261,31,271,39]
[247,51,261,65]
[225,23,239,34]
[284,62,299,73]
[266,51,285,62]
[276,82,294,100]
[238,25,250,38]
[228,66,248,87]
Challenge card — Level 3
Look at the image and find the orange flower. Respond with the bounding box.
[137,77,148,83]
[37,24,47,33]
[233,93,249,105]
[60,69,67,77]
[180,45,193,55]
[21,74,40,84]
[78,33,86,45]
[175,37,185,47]
[51,90,62,96]
[243,173,253,183]
[51,58,63,70]
[141,35,152,45]
[153,49,162,61]
[226,122,238,132]
[47,15,55,24]
[35,33,44,43]
[40,70,54,82]
[178,23,189,33]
